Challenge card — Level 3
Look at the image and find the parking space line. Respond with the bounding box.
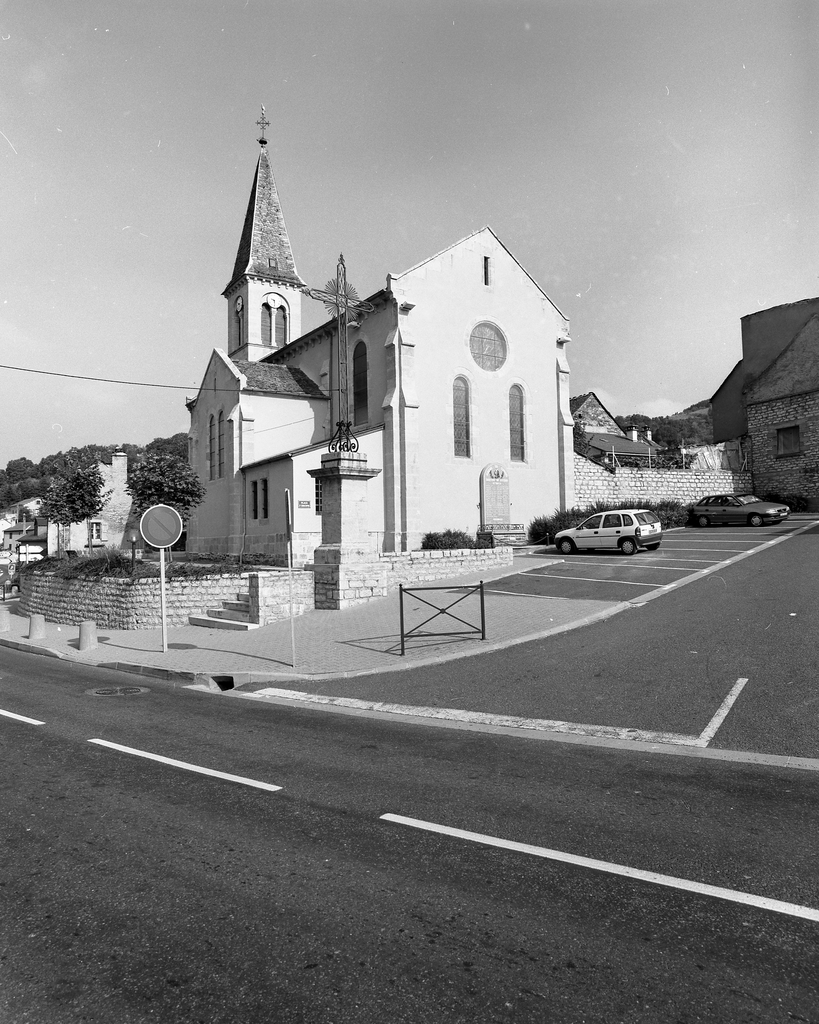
[87,739,283,791]
[697,678,748,746]
[380,814,819,923]
[544,562,703,572]
[525,573,657,587]
[0,707,45,726]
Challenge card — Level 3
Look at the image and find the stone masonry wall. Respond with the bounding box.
[747,392,819,506]
[248,569,315,624]
[575,456,752,506]
[313,547,514,610]
[19,573,248,628]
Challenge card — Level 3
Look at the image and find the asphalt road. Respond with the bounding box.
[1,643,818,1023]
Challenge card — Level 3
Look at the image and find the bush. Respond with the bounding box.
[420,529,476,550]
[16,552,255,582]
[528,498,689,544]
[758,491,809,513]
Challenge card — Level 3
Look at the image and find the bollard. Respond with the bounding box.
[28,613,46,640]
[0,606,9,632]
[78,620,98,652]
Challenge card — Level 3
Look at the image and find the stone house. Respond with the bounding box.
[46,452,133,555]
[570,391,660,463]
[712,297,819,508]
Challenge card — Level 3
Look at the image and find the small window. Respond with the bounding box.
[90,522,103,541]
[453,376,471,457]
[602,514,622,528]
[314,478,323,514]
[261,479,269,519]
[275,306,287,348]
[509,385,525,461]
[776,425,800,456]
[483,256,491,286]
[251,481,258,520]
[217,412,225,478]
[261,303,273,347]
[469,322,507,371]
[353,342,368,425]
[235,296,244,350]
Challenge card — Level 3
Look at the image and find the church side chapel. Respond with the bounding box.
[186,113,575,566]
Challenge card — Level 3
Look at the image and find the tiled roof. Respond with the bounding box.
[587,433,655,456]
[226,147,305,293]
[232,360,326,398]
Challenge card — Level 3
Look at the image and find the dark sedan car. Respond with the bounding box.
[689,494,790,528]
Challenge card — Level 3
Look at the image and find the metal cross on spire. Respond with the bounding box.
[304,254,374,452]
[256,105,270,146]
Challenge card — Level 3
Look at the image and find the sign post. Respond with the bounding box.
[139,504,183,654]
[284,489,296,669]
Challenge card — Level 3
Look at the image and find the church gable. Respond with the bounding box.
[746,314,819,403]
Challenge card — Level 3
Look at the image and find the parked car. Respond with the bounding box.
[688,494,790,528]
[554,509,663,556]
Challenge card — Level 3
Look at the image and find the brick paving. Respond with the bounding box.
[0,553,619,686]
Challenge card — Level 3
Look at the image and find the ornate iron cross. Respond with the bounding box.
[304,254,374,452]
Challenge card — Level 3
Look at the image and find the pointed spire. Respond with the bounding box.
[224,113,305,295]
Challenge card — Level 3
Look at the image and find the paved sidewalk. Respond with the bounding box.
[0,551,621,685]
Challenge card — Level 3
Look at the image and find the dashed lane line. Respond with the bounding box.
[0,707,45,725]
[380,814,819,924]
[87,739,282,791]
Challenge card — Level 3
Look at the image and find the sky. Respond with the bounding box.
[1,0,816,465]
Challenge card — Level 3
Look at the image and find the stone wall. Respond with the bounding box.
[248,569,315,624]
[19,572,248,629]
[575,456,752,506]
[313,546,514,610]
[747,392,819,506]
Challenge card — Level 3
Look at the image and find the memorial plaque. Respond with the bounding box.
[480,464,510,527]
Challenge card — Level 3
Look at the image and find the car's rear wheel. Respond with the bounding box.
[619,537,638,556]
[696,515,710,528]
[748,513,764,527]
[557,537,576,555]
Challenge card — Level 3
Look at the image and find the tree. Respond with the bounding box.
[126,453,205,521]
[146,432,189,461]
[5,457,37,483]
[40,464,110,556]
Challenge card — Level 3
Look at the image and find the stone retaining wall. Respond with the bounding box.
[313,546,514,610]
[248,570,315,624]
[575,457,752,506]
[19,573,248,629]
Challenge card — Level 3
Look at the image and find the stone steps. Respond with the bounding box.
[188,592,258,630]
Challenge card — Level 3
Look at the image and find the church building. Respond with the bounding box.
[186,126,575,563]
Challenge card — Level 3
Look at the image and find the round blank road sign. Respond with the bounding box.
[140,504,183,549]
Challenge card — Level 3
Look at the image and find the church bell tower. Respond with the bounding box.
[223,108,305,362]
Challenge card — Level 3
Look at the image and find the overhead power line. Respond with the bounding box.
[0,363,199,391]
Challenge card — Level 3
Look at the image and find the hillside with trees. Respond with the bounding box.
[0,433,189,511]
[615,400,713,448]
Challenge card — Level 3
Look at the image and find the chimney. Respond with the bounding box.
[644,428,652,442]
[626,425,639,441]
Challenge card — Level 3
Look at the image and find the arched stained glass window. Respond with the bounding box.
[353,342,368,425]
[261,303,273,347]
[275,306,288,348]
[509,385,525,461]
[208,415,216,481]
[453,376,471,458]
[469,322,507,371]
[217,411,225,478]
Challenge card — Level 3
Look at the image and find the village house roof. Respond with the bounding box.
[223,144,305,296]
[232,360,327,399]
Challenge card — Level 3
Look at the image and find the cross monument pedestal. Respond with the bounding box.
[307,453,386,609]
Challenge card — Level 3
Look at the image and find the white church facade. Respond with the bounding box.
[186,132,575,564]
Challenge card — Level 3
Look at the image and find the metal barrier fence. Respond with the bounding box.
[398,581,485,656]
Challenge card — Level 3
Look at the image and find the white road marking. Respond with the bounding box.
[541,561,696,572]
[381,813,819,923]
[87,739,282,791]
[525,573,657,587]
[698,678,749,746]
[0,707,45,725]
[242,689,699,744]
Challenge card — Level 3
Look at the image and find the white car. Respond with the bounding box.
[554,508,663,556]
